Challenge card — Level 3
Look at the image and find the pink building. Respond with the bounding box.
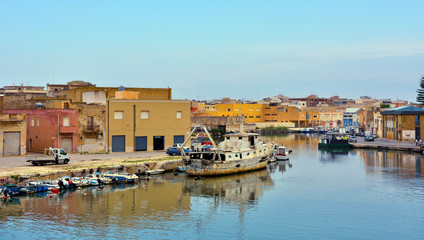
[3,109,78,153]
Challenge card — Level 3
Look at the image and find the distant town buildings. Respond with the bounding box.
[0,82,420,156]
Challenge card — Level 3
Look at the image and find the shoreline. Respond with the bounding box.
[350,142,423,154]
[0,155,182,181]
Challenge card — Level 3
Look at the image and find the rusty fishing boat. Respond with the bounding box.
[180,125,273,176]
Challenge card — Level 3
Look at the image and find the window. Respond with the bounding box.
[140,111,149,119]
[114,111,123,119]
[31,118,34,127]
[37,118,39,127]
[176,111,182,119]
[228,108,231,112]
[63,116,70,127]
[249,109,253,112]
[87,116,94,129]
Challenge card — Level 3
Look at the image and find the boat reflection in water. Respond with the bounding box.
[267,161,293,175]
[183,169,274,206]
[319,148,357,164]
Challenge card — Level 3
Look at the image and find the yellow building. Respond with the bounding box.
[0,113,27,156]
[66,86,172,104]
[262,104,320,127]
[107,99,191,152]
[205,103,263,123]
[381,106,424,141]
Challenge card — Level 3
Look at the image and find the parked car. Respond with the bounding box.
[166,147,192,156]
[365,135,374,141]
[349,136,357,143]
[201,145,214,152]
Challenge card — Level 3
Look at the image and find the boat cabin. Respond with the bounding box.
[319,133,350,144]
[218,133,264,151]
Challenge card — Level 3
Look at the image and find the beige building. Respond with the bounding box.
[0,113,26,156]
[107,99,191,152]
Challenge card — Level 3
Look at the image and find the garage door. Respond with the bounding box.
[173,135,185,145]
[61,138,73,153]
[135,136,147,151]
[3,132,20,156]
[153,136,164,150]
[112,135,126,152]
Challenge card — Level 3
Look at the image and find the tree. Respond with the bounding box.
[416,75,424,104]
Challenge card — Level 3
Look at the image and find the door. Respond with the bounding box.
[112,135,126,152]
[173,135,185,145]
[153,136,164,150]
[135,136,147,151]
[61,138,73,153]
[3,132,20,156]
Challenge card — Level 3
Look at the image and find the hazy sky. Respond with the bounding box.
[1,1,423,102]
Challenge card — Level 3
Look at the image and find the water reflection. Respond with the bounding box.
[183,169,273,206]
[264,133,320,151]
[1,134,423,240]
[268,161,293,174]
[362,151,423,179]
[319,149,357,163]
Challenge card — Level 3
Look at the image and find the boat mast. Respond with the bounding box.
[180,125,221,161]
[239,102,244,133]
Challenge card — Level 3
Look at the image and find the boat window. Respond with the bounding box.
[239,137,242,140]
[228,155,232,159]
[203,153,214,160]
[226,137,230,140]
[247,152,250,156]
[190,153,201,159]
[235,154,238,157]
[213,154,226,161]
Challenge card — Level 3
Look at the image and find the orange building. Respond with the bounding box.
[262,104,319,127]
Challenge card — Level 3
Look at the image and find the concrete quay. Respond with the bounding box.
[0,151,182,180]
[350,137,422,153]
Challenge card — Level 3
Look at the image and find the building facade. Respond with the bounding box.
[3,109,79,153]
[0,113,27,156]
[381,106,424,141]
[343,108,364,132]
[107,99,191,152]
[205,103,263,123]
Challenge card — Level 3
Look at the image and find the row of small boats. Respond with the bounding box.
[0,171,142,197]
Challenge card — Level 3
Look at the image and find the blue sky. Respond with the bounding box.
[1,1,423,102]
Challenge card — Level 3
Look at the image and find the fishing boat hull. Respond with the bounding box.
[184,156,269,176]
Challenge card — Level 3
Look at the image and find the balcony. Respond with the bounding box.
[59,126,78,133]
[82,125,102,136]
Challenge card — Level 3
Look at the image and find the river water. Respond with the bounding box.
[1,134,423,240]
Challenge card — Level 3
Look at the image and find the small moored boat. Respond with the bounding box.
[103,171,139,183]
[146,169,165,175]
[318,133,352,149]
[274,146,290,161]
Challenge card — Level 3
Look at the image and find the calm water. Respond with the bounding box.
[1,134,423,240]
